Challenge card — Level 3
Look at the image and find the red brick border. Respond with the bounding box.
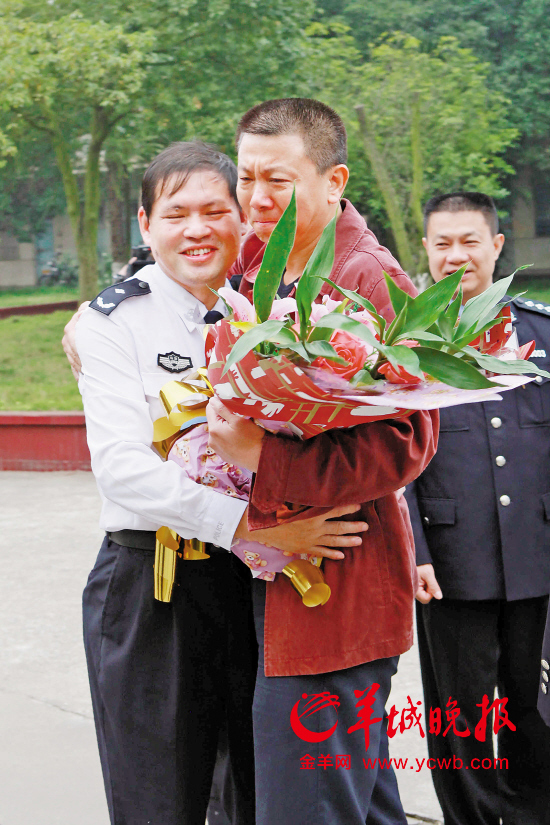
[0,300,79,319]
[0,411,91,471]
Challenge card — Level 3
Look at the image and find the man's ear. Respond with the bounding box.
[137,206,151,244]
[422,237,428,251]
[327,164,349,204]
[239,208,249,236]
[494,233,505,260]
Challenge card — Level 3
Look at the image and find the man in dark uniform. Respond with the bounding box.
[406,192,550,825]
[538,621,550,725]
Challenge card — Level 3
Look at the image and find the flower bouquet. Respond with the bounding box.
[155,191,549,606]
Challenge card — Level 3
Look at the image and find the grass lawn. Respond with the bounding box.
[0,310,82,411]
[515,276,550,304]
[0,285,79,308]
[2,276,550,412]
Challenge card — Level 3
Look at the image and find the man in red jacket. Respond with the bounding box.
[207,98,438,825]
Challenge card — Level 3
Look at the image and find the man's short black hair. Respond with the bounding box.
[423,192,499,236]
[236,98,347,174]
[141,141,238,218]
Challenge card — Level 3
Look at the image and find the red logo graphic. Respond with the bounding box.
[290,692,340,743]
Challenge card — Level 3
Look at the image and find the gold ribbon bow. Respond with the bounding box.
[153,369,215,602]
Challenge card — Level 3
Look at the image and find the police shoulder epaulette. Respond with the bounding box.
[513,296,550,318]
[90,279,151,316]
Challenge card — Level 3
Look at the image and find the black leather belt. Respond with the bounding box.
[106,529,226,554]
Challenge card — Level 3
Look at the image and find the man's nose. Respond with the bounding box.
[183,214,211,238]
[249,182,273,210]
[446,243,469,264]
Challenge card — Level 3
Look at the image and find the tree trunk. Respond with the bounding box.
[355,104,415,275]
[48,106,110,302]
[409,95,428,277]
[106,158,131,271]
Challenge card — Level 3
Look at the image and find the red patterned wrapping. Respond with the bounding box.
[206,320,411,440]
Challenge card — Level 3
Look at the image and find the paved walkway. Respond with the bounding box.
[0,471,442,825]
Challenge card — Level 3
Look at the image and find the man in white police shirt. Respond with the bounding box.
[406,192,550,825]
[76,141,365,825]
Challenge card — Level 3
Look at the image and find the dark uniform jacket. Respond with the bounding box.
[406,295,550,602]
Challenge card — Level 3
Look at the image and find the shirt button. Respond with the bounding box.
[536,376,543,384]
[138,281,148,289]
[491,417,502,428]
[542,660,550,670]
[495,455,506,467]
[499,495,511,507]
[423,516,430,526]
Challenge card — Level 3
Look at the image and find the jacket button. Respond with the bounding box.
[491,417,502,428]
[543,671,549,683]
[495,455,506,467]
[499,495,511,506]
[542,683,548,694]
[423,516,430,525]
[542,660,550,670]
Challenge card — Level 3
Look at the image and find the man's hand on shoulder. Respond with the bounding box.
[206,396,265,472]
[234,504,368,561]
[416,563,443,604]
[62,302,90,379]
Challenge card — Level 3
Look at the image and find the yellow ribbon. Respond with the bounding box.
[152,368,215,458]
[153,369,215,602]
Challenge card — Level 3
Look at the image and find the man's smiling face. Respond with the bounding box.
[138,169,245,300]
[423,210,505,303]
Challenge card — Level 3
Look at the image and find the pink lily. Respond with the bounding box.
[270,297,298,320]
[218,288,256,322]
[310,296,341,324]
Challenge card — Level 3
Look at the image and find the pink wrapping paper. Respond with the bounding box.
[167,423,321,580]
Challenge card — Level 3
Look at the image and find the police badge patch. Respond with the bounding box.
[157,352,193,373]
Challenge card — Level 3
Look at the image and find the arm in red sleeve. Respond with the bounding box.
[250,410,439,518]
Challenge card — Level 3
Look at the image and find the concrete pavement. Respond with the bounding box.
[0,471,442,824]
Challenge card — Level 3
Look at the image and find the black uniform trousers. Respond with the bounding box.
[251,580,407,825]
[83,535,257,825]
[417,596,550,825]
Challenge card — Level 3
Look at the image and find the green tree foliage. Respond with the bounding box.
[0,9,154,300]
[0,0,315,297]
[309,32,517,275]
[0,133,65,241]
[317,0,550,166]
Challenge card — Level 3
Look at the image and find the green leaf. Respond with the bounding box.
[415,346,498,389]
[253,190,296,323]
[385,303,410,345]
[452,317,504,350]
[463,348,550,379]
[383,271,410,317]
[295,211,337,338]
[387,266,466,345]
[311,313,382,352]
[395,329,446,345]
[223,320,284,373]
[304,340,348,364]
[456,273,514,339]
[320,277,379,316]
[381,344,423,378]
[209,288,232,315]
[280,341,311,361]
[350,369,379,386]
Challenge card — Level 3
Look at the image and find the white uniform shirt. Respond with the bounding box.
[76,263,247,549]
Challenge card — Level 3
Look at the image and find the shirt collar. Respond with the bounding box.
[137,262,229,331]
